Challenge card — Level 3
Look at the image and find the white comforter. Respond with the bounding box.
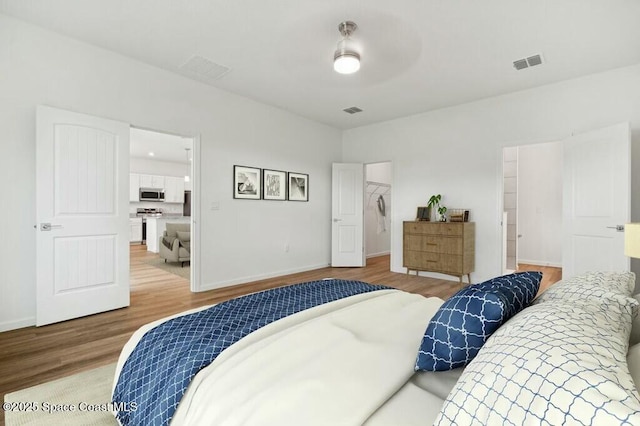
[114,288,445,425]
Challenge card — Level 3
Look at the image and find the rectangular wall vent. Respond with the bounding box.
[180,55,230,82]
[343,106,363,114]
[513,54,543,71]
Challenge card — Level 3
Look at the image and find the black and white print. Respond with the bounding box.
[262,169,287,201]
[233,165,261,199]
[288,172,309,202]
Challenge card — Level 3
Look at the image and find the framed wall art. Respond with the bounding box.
[288,172,309,202]
[262,169,287,201]
[233,165,261,200]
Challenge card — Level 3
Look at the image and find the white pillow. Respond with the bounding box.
[628,342,640,393]
[631,294,640,346]
[436,294,640,425]
[534,271,636,305]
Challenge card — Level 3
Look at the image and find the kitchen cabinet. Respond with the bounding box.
[164,176,185,203]
[129,217,143,242]
[129,173,140,202]
[139,174,165,189]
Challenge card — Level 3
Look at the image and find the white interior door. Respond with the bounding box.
[331,163,365,267]
[562,122,630,278]
[36,105,130,326]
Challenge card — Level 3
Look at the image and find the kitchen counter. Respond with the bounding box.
[146,216,191,253]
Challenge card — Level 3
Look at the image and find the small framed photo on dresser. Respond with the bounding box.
[288,172,309,202]
[262,169,287,201]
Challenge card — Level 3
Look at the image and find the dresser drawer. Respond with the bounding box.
[404,234,462,255]
[403,251,462,273]
[403,222,463,236]
[402,221,474,281]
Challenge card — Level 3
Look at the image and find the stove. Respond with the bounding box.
[136,208,163,218]
[136,208,162,244]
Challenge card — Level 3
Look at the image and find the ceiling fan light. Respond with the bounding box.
[334,52,360,74]
[333,21,361,74]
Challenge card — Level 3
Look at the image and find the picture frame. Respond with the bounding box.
[233,165,261,200]
[416,206,431,221]
[288,172,309,202]
[262,169,287,201]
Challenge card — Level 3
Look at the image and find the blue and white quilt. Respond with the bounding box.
[112,279,391,426]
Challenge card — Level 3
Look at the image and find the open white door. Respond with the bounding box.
[562,122,630,278]
[36,105,130,326]
[331,163,365,267]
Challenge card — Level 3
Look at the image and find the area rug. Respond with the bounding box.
[4,363,117,426]
[140,256,190,280]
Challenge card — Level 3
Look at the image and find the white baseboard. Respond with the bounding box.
[0,316,35,333]
[518,259,562,268]
[197,263,331,292]
[366,251,390,259]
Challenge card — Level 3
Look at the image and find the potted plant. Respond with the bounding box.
[428,194,448,222]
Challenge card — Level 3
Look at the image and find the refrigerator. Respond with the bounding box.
[183,190,191,216]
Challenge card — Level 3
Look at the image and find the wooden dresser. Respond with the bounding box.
[403,221,475,283]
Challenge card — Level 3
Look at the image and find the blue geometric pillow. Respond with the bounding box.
[415,287,507,371]
[471,271,542,317]
[415,272,542,372]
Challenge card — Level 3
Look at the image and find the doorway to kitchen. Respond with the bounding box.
[129,127,197,289]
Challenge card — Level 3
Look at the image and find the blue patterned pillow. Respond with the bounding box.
[471,271,542,317]
[415,272,542,372]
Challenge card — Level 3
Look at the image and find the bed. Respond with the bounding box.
[112,272,640,425]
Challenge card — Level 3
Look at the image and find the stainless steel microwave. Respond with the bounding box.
[139,188,165,202]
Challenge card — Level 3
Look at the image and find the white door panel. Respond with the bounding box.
[331,163,364,267]
[37,105,130,326]
[563,122,630,278]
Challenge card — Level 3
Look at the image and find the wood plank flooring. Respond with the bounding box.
[0,245,561,421]
[518,263,563,294]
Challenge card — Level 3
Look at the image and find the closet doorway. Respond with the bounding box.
[365,162,392,262]
[501,142,563,274]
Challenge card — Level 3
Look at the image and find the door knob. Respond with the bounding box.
[333,218,342,222]
[40,223,63,231]
[605,225,624,232]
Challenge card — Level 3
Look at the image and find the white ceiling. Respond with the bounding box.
[2,1,640,129]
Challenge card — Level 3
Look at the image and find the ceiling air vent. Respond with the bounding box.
[180,55,230,82]
[513,59,528,71]
[526,54,542,67]
[513,54,543,71]
[343,106,363,114]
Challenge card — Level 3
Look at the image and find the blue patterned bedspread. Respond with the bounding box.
[112,279,391,425]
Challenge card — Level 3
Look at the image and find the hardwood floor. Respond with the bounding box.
[517,263,562,294]
[0,246,562,418]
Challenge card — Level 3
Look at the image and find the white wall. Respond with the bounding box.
[365,162,391,257]
[0,15,342,331]
[343,63,640,283]
[517,142,563,267]
[130,157,189,178]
